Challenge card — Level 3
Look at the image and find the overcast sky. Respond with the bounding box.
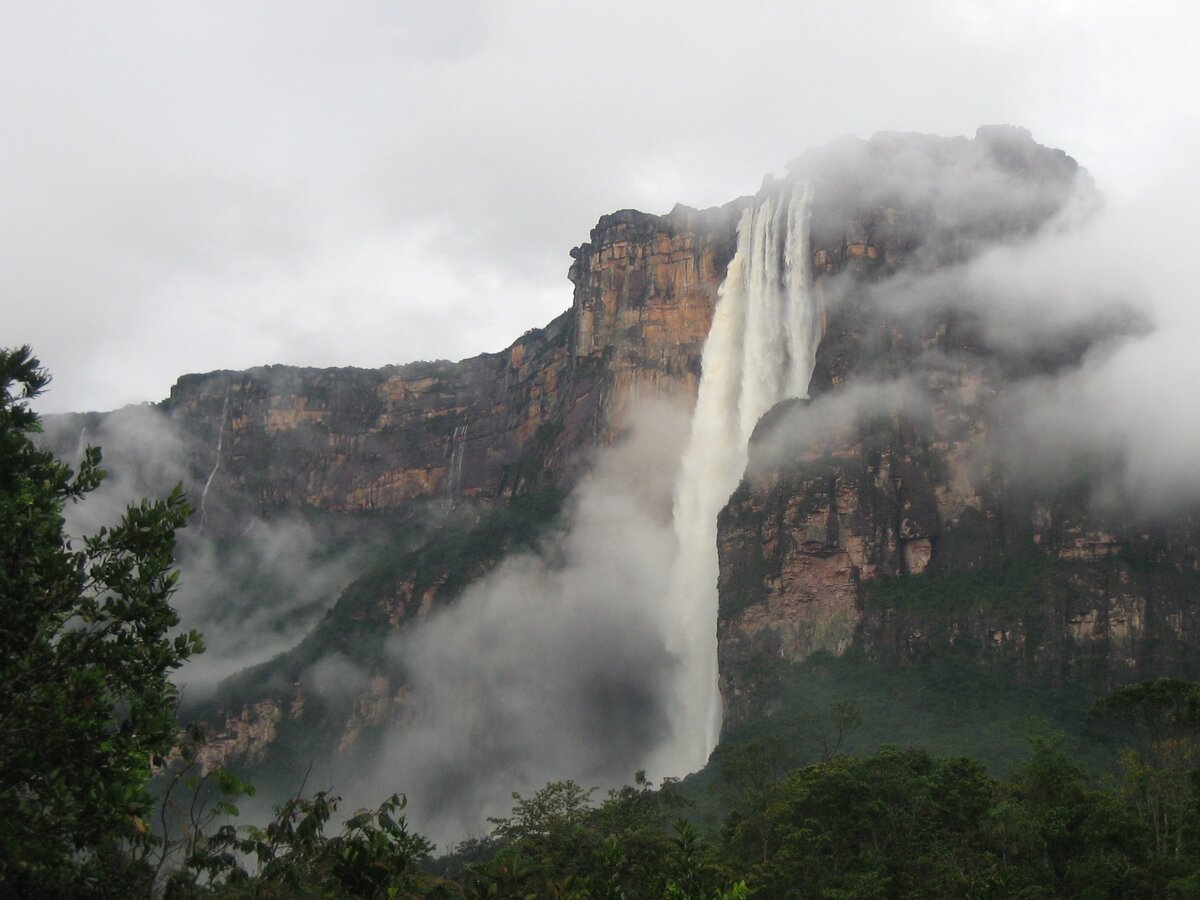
[4,0,1198,413]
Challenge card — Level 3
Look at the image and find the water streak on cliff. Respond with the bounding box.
[444,423,468,512]
[199,391,230,531]
[660,182,819,771]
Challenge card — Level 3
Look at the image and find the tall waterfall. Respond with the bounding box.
[658,181,821,771]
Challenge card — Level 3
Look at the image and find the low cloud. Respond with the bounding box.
[748,377,933,477]
[331,399,693,846]
[173,516,365,702]
[40,405,361,703]
[763,153,1200,520]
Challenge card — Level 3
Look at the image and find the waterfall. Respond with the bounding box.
[199,391,230,532]
[659,181,820,771]
[444,423,468,511]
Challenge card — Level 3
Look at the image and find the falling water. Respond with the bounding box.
[658,181,820,771]
[444,424,468,512]
[199,392,230,531]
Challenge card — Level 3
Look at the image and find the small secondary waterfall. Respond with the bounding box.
[199,392,230,532]
[444,424,468,512]
[661,181,820,770]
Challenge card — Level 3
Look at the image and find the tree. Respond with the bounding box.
[730,746,998,898]
[1091,679,1200,858]
[177,790,437,898]
[0,346,201,892]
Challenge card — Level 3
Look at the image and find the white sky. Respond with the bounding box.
[4,0,1199,413]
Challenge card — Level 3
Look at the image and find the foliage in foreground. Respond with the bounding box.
[0,346,200,893]
[155,705,1200,899]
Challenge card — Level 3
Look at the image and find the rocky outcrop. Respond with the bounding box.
[194,698,287,772]
[65,125,1152,777]
[856,557,1200,685]
[162,126,1084,536]
[166,317,582,532]
[162,205,750,536]
[714,129,1200,726]
[569,203,744,429]
[182,125,1114,764]
[717,397,1200,725]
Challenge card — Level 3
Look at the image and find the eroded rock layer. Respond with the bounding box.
[714,129,1200,726]
[64,126,1188,779]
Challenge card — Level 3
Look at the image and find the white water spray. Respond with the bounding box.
[656,181,820,771]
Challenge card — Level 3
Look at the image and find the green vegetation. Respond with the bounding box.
[14,342,1200,897]
[0,346,200,892]
[327,485,564,632]
[686,650,1105,828]
[861,548,1055,615]
[169,790,437,899]
[155,696,1200,898]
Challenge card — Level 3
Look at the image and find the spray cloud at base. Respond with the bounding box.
[346,399,691,844]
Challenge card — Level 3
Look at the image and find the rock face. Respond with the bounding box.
[162,202,746,538]
[63,125,1198,779]
[718,405,1200,725]
[165,318,584,531]
[569,203,744,424]
[714,129,1200,727]
[168,125,1083,534]
[135,200,748,776]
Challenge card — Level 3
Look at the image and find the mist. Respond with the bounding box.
[331,400,692,845]
[755,149,1200,521]
[747,376,935,477]
[980,176,1200,515]
[40,406,363,702]
[29,123,1200,850]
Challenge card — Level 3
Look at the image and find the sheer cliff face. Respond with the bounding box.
[163,125,1081,533]
[164,319,585,528]
[569,203,744,418]
[164,204,745,535]
[716,337,1200,725]
[714,131,1200,727]
[77,126,1199,779]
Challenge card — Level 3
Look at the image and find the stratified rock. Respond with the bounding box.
[715,129,1200,728]
[160,203,750,538]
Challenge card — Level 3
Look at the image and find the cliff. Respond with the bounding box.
[158,197,746,779]
[714,130,1200,728]
[166,124,1081,533]
[68,125,1187,788]
[164,201,745,538]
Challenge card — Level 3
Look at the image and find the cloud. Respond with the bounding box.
[748,377,934,478]
[39,405,362,702]
[984,244,1200,514]
[172,516,366,702]
[955,166,1200,515]
[322,399,694,846]
[755,141,1200,520]
[6,3,1200,413]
